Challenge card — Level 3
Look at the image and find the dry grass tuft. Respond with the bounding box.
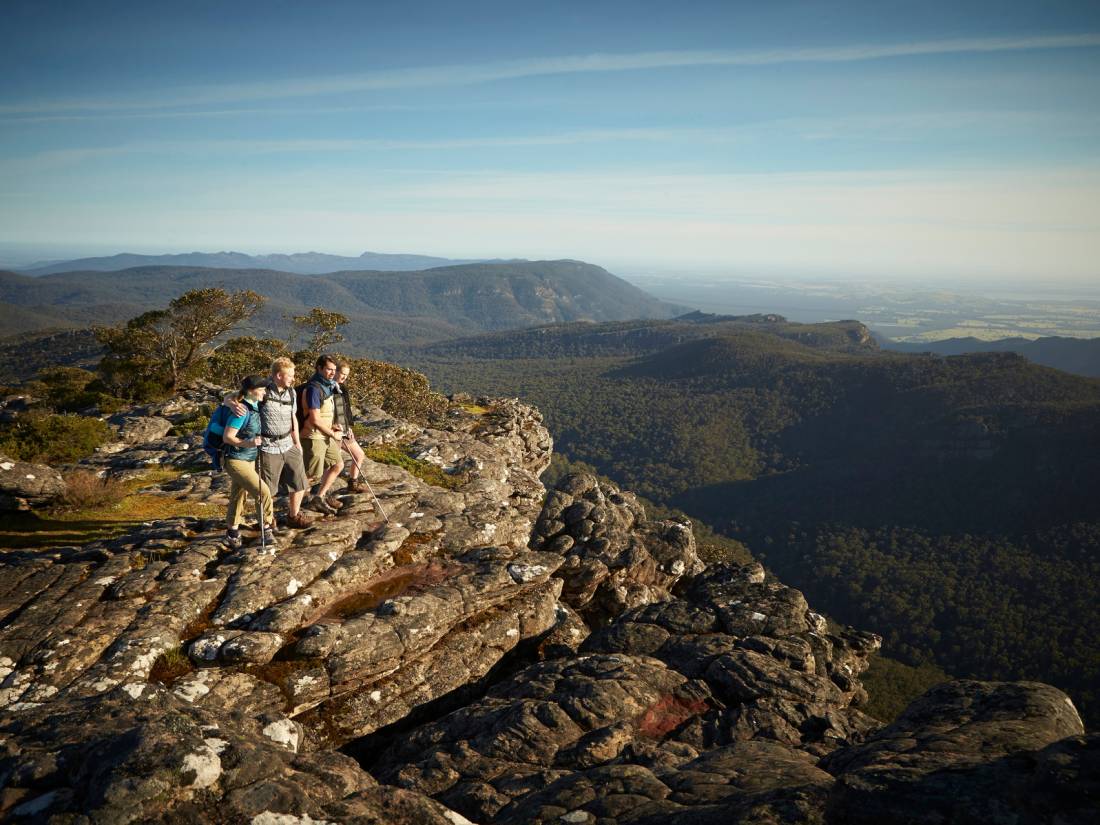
[58,470,128,511]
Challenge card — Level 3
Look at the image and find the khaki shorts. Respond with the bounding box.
[302,436,342,482]
[259,444,309,493]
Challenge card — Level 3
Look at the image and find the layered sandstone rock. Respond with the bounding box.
[0,392,1092,823]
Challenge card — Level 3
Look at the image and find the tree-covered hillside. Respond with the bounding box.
[0,260,686,356]
[411,317,1100,725]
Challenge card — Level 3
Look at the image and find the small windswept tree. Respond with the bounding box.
[205,336,291,389]
[290,307,349,357]
[97,288,264,398]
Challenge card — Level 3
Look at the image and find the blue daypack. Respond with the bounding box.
[202,405,232,472]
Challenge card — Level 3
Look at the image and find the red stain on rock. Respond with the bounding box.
[636,694,710,739]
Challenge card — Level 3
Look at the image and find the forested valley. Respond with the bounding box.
[410,314,1100,725]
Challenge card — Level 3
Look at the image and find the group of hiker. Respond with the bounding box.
[206,354,371,549]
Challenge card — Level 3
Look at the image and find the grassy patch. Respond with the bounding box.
[364,444,467,490]
[0,468,220,549]
[149,647,193,685]
[458,402,494,415]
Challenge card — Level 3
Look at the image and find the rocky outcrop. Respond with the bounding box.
[0,392,1093,823]
[822,680,1093,825]
[108,411,174,446]
[531,473,703,626]
[0,398,561,820]
[0,686,473,823]
[0,452,65,511]
[372,561,883,823]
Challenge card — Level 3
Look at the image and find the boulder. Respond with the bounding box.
[108,413,174,445]
[532,473,705,626]
[373,563,882,823]
[0,452,65,511]
[822,680,1093,825]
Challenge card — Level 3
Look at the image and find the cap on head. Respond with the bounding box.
[241,374,272,392]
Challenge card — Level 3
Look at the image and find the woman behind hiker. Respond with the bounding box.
[221,374,276,549]
[335,361,368,494]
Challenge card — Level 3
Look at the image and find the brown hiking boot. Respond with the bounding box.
[346,478,367,493]
[307,494,338,516]
[285,512,312,530]
[324,495,344,510]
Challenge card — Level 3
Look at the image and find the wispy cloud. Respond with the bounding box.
[0,128,746,174]
[3,33,1098,116]
[7,109,1099,176]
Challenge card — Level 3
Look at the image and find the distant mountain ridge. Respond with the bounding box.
[881,334,1100,378]
[18,249,483,276]
[0,260,688,354]
[421,311,875,360]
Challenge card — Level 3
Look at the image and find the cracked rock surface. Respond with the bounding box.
[0,397,557,821]
[0,393,1093,823]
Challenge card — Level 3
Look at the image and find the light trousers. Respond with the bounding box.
[225,457,274,528]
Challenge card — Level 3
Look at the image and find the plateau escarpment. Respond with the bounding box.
[0,392,1093,823]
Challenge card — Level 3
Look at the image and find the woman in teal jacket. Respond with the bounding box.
[221,374,276,549]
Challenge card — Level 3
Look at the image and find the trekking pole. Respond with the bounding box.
[255,438,266,553]
[342,434,389,523]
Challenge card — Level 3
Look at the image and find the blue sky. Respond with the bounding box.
[1,0,1099,283]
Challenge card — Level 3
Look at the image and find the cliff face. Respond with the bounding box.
[0,395,1093,823]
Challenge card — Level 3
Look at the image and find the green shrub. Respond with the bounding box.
[205,336,290,389]
[168,404,215,436]
[21,367,125,415]
[0,411,111,464]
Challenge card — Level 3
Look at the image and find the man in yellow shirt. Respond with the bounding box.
[300,354,345,516]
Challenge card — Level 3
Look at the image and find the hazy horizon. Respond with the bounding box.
[3,1,1099,284]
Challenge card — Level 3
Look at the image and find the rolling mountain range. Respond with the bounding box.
[881,334,1100,378]
[0,260,687,353]
[409,313,1100,726]
[15,249,479,276]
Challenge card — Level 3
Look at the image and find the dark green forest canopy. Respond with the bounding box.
[411,318,1100,726]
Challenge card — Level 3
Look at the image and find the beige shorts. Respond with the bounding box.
[302,436,342,482]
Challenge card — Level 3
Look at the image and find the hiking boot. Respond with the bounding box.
[224,530,242,549]
[259,525,278,546]
[285,512,312,530]
[346,478,367,494]
[325,495,344,510]
[307,494,338,516]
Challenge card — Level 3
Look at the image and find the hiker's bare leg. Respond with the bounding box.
[344,438,366,480]
[288,489,306,518]
[315,460,342,498]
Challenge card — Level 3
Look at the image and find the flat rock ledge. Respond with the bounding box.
[0,395,1094,823]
